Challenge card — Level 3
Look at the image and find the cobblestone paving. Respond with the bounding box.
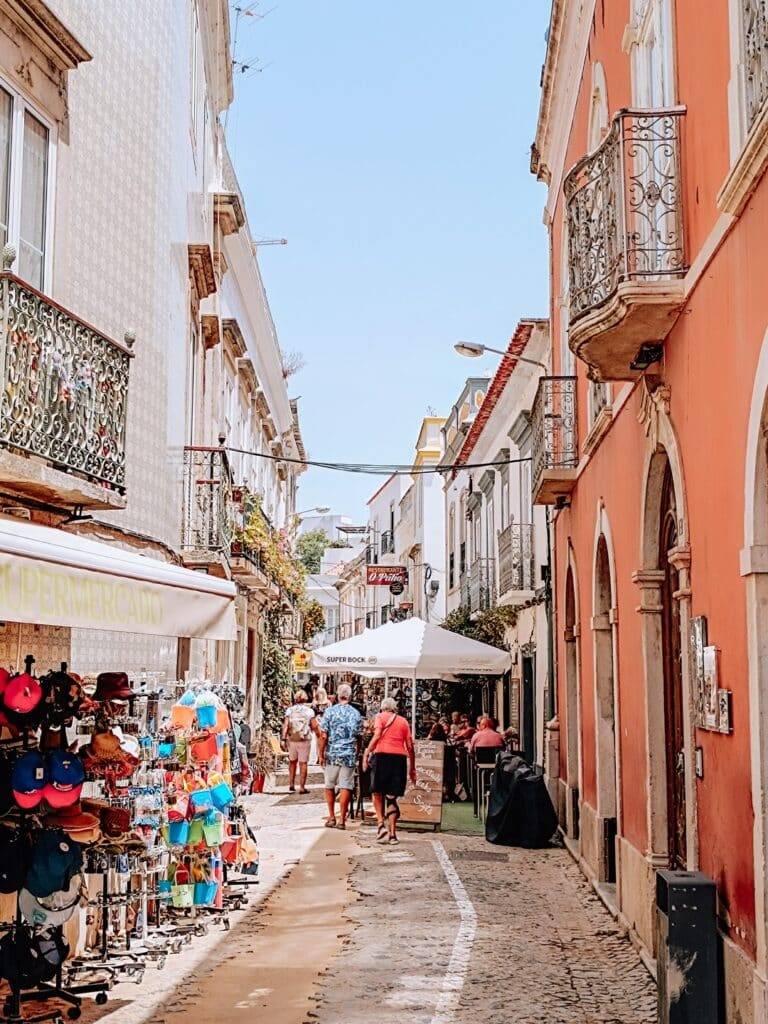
[310,828,656,1024]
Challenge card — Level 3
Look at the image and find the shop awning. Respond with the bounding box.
[0,518,236,640]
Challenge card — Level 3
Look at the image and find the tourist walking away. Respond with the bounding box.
[363,696,416,845]
[318,683,362,829]
[282,690,318,794]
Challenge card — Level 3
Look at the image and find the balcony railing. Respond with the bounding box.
[462,558,495,614]
[380,529,395,555]
[744,0,768,131]
[365,542,379,565]
[472,558,495,613]
[182,447,234,567]
[498,523,535,595]
[565,107,685,322]
[532,377,578,505]
[0,272,132,499]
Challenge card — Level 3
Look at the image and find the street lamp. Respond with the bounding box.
[295,506,331,517]
[454,340,548,373]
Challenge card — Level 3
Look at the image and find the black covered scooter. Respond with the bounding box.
[485,751,557,848]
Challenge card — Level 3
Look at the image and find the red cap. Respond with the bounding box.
[3,674,42,715]
[0,668,11,696]
[43,783,83,809]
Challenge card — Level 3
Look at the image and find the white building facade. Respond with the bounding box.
[0,1,302,707]
[442,321,551,765]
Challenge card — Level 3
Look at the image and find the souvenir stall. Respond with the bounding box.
[0,518,259,1023]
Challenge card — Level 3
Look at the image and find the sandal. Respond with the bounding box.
[324,818,337,828]
[388,836,400,846]
[337,821,346,830]
[376,823,387,841]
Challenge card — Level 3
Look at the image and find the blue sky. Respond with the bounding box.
[227,1,549,523]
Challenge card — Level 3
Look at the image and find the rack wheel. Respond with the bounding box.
[156,957,166,970]
[222,918,230,932]
[67,1008,81,1020]
[95,992,108,1006]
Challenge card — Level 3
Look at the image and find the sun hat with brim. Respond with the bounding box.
[20,872,84,928]
[44,802,100,842]
[3,673,45,727]
[94,672,132,702]
[111,726,141,761]
[25,829,83,899]
[11,750,47,808]
[43,671,84,728]
[0,826,31,892]
[44,750,85,808]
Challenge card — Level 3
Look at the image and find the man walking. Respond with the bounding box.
[282,690,319,794]
[318,683,362,829]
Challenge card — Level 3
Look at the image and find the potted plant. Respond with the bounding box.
[250,728,277,794]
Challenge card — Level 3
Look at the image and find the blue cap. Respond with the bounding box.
[47,751,85,789]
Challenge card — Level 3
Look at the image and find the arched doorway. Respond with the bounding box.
[564,563,580,839]
[659,460,687,868]
[593,534,618,881]
[636,432,693,870]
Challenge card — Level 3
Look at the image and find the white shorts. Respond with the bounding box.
[287,739,311,763]
[324,763,355,791]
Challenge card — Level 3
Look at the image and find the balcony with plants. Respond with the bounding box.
[564,107,686,380]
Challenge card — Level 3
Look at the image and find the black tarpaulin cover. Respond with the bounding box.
[485,751,558,848]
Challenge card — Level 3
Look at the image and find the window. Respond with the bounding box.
[501,478,510,530]
[631,0,675,109]
[0,84,53,291]
[519,461,532,524]
[448,505,456,589]
[485,497,495,560]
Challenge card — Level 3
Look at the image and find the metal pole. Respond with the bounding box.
[545,509,556,723]
[411,676,416,736]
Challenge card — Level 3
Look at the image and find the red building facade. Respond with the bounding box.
[532,2,768,1018]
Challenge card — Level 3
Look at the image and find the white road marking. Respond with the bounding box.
[429,840,478,1024]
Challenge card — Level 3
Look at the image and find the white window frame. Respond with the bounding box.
[630,0,677,109]
[0,74,56,292]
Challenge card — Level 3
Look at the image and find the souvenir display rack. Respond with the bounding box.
[0,662,260,1023]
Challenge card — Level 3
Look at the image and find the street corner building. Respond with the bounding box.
[532,1,768,1019]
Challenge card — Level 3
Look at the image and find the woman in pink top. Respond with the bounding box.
[362,697,416,846]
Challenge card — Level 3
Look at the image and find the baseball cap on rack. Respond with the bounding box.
[3,672,45,728]
[20,872,84,928]
[94,672,132,702]
[11,750,47,809]
[43,750,85,808]
[0,924,68,988]
[0,826,31,892]
[25,829,83,899]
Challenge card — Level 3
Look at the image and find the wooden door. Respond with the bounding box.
[522,654,535,765]
[659,464,687,868]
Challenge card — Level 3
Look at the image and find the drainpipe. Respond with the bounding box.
[545,507,556,723]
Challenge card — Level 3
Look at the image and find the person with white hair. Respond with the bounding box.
[362,696,416,845]
[317,682,362,828]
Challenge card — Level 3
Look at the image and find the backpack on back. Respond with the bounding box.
[288,706,311,742]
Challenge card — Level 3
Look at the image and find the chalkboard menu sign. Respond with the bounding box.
[399,739,445,828]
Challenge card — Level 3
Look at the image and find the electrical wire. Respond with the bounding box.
[225,445,531,476]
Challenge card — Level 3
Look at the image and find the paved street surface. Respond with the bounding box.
[73,782,655,1024]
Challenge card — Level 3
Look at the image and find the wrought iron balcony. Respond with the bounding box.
[498,523,535,597]
[564,107,686,380]
[0,272,132,509]
[380,529,395,556]
[462,558,495,614]
[182,446,235,577]
[365,542,379,565]
[532,376,578,505]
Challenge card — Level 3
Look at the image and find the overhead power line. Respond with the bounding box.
[224,445,531,476]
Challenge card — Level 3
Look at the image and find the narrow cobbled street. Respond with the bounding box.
[76,779,655,1024]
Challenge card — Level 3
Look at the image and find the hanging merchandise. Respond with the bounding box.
[0,661,262,1022]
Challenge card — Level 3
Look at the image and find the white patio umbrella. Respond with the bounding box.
[311,617,511,731]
